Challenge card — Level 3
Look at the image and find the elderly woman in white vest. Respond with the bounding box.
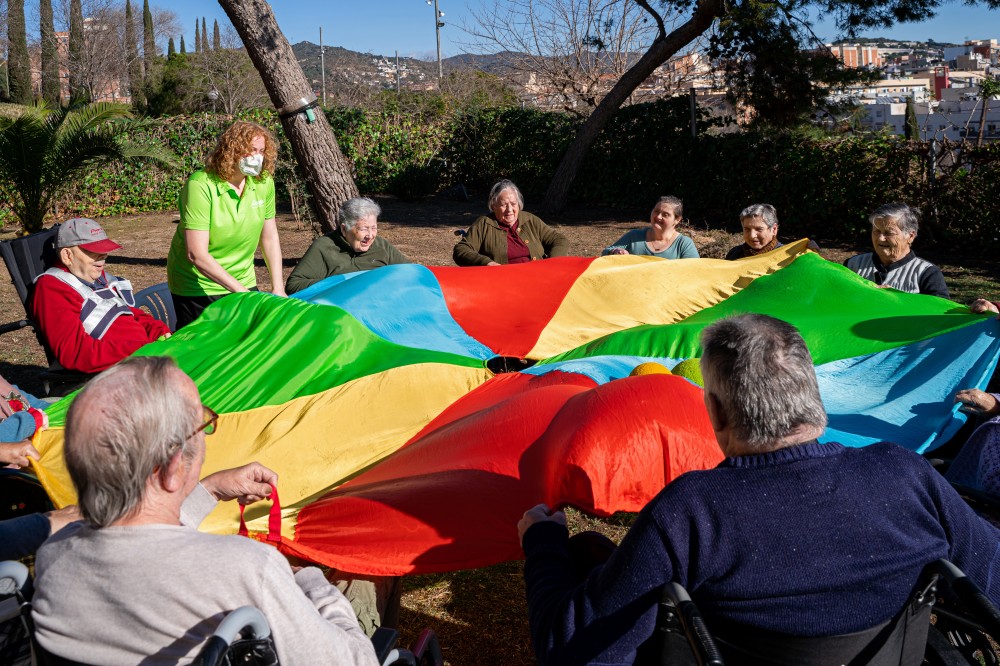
[844,203,949,298]
[31,217,171,374]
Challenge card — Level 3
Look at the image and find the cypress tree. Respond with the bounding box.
[904,96,919,140]
[142,0,155,77]
[40,0,61,106]
[213,19,221,50]
[167,37,176,57]
[68,0,86,102]
[201,18,208,53]
[180,35,186,55]
[125,0,144,108]
[7,0,32,104]
[194,19,200,52]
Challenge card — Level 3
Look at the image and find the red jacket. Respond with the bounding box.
[31,268,170,373]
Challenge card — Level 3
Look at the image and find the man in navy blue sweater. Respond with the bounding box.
[519,314,1000,665]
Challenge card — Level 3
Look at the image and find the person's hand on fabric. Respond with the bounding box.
[0,374,20,418]
[201,462,278,505]
[955,389,1000,418]
[971,299,1000,315]
[47,505,82,534]
[518,503,567,545]
[486,261,501,266]
[608,248,629,256]
[0,440,41,468]
[270,286,287,298]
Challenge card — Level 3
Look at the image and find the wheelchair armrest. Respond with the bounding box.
[372,626,400,662]
[0,319,30,335]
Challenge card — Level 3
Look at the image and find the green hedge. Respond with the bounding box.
[38,103,1000,253]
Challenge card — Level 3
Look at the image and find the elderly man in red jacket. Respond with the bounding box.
[31,218,170,373]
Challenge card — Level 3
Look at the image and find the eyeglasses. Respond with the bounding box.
[353,226,378,235]
[188,406,219,439]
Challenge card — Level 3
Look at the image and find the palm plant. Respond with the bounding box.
[0,101,180,233]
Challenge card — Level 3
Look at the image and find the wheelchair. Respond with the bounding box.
[646,559,1000,666]
[0,560,442,666]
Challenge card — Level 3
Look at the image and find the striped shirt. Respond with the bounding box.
[844,251,949,298]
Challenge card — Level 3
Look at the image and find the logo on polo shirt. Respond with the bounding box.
[252,199,265,208]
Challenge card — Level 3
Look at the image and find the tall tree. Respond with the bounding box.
[194,19,200,52]
[39,0,62,106]
[212,19,221,50]
[540,0,967,212]
[977,76,1000,148]
[143,0,156,78]
[167,37,176,57]
[904,96,919,140]
[218,0,359,232]
[68,0,87,103]
[7,0,32,104]
[125,0,144,107]
[180,35,186,54]
[201,18,208,53]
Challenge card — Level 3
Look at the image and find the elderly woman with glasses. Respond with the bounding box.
[454,180,570,266]
[844,202,948,298]
[285,197,412,295]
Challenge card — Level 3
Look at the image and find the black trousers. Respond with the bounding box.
[170,288,258,330]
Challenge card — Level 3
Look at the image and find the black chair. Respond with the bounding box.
[649,560,1000,666]
[0,224,93,396]
[133,282,176,332]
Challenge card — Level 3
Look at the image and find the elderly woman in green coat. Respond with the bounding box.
[453,180,570,266]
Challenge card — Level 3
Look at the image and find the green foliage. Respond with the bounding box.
[7,0,32,105]
[26,102,1000,256]
[0,102,180,232]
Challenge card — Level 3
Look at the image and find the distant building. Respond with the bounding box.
[825,44,882,68]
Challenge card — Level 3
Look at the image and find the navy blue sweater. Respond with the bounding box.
[523,440,1000,665]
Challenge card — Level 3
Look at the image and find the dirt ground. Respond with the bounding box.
[0,195,991,664]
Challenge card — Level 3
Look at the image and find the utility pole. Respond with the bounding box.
[427,0,444,81]
[319,27,326,106]
[395,51,401,93]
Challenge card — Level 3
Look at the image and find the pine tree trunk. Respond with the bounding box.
[7,0,32,104]
[217,0,358,233]
[40,0,61,106]
[542,0,724,213]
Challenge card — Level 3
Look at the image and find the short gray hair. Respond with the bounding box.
[64,356,201,527]
[654,196,683,219]
[488,179,524,211]
[740,203,778,228]
[700,314,827,452]
[339,197,381,232]
[869,202,919,236]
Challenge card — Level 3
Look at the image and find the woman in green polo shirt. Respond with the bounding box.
[167,121,286,329]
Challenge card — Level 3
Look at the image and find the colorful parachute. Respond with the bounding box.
[31,240,1000,575]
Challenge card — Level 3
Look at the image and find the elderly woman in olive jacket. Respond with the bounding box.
[454,180,570,266]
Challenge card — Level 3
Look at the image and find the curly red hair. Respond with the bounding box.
[205,121,278,183]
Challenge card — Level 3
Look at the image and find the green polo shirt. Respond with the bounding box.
[167,169,276,297]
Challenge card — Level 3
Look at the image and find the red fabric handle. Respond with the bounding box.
[238,484,281,543]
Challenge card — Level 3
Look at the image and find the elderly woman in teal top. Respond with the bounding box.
[602,196,699,259]
[167,121,285,329]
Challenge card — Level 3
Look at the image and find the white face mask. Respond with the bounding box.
[239,154,264,178]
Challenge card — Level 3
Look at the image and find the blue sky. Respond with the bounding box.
[140,0,999,58]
